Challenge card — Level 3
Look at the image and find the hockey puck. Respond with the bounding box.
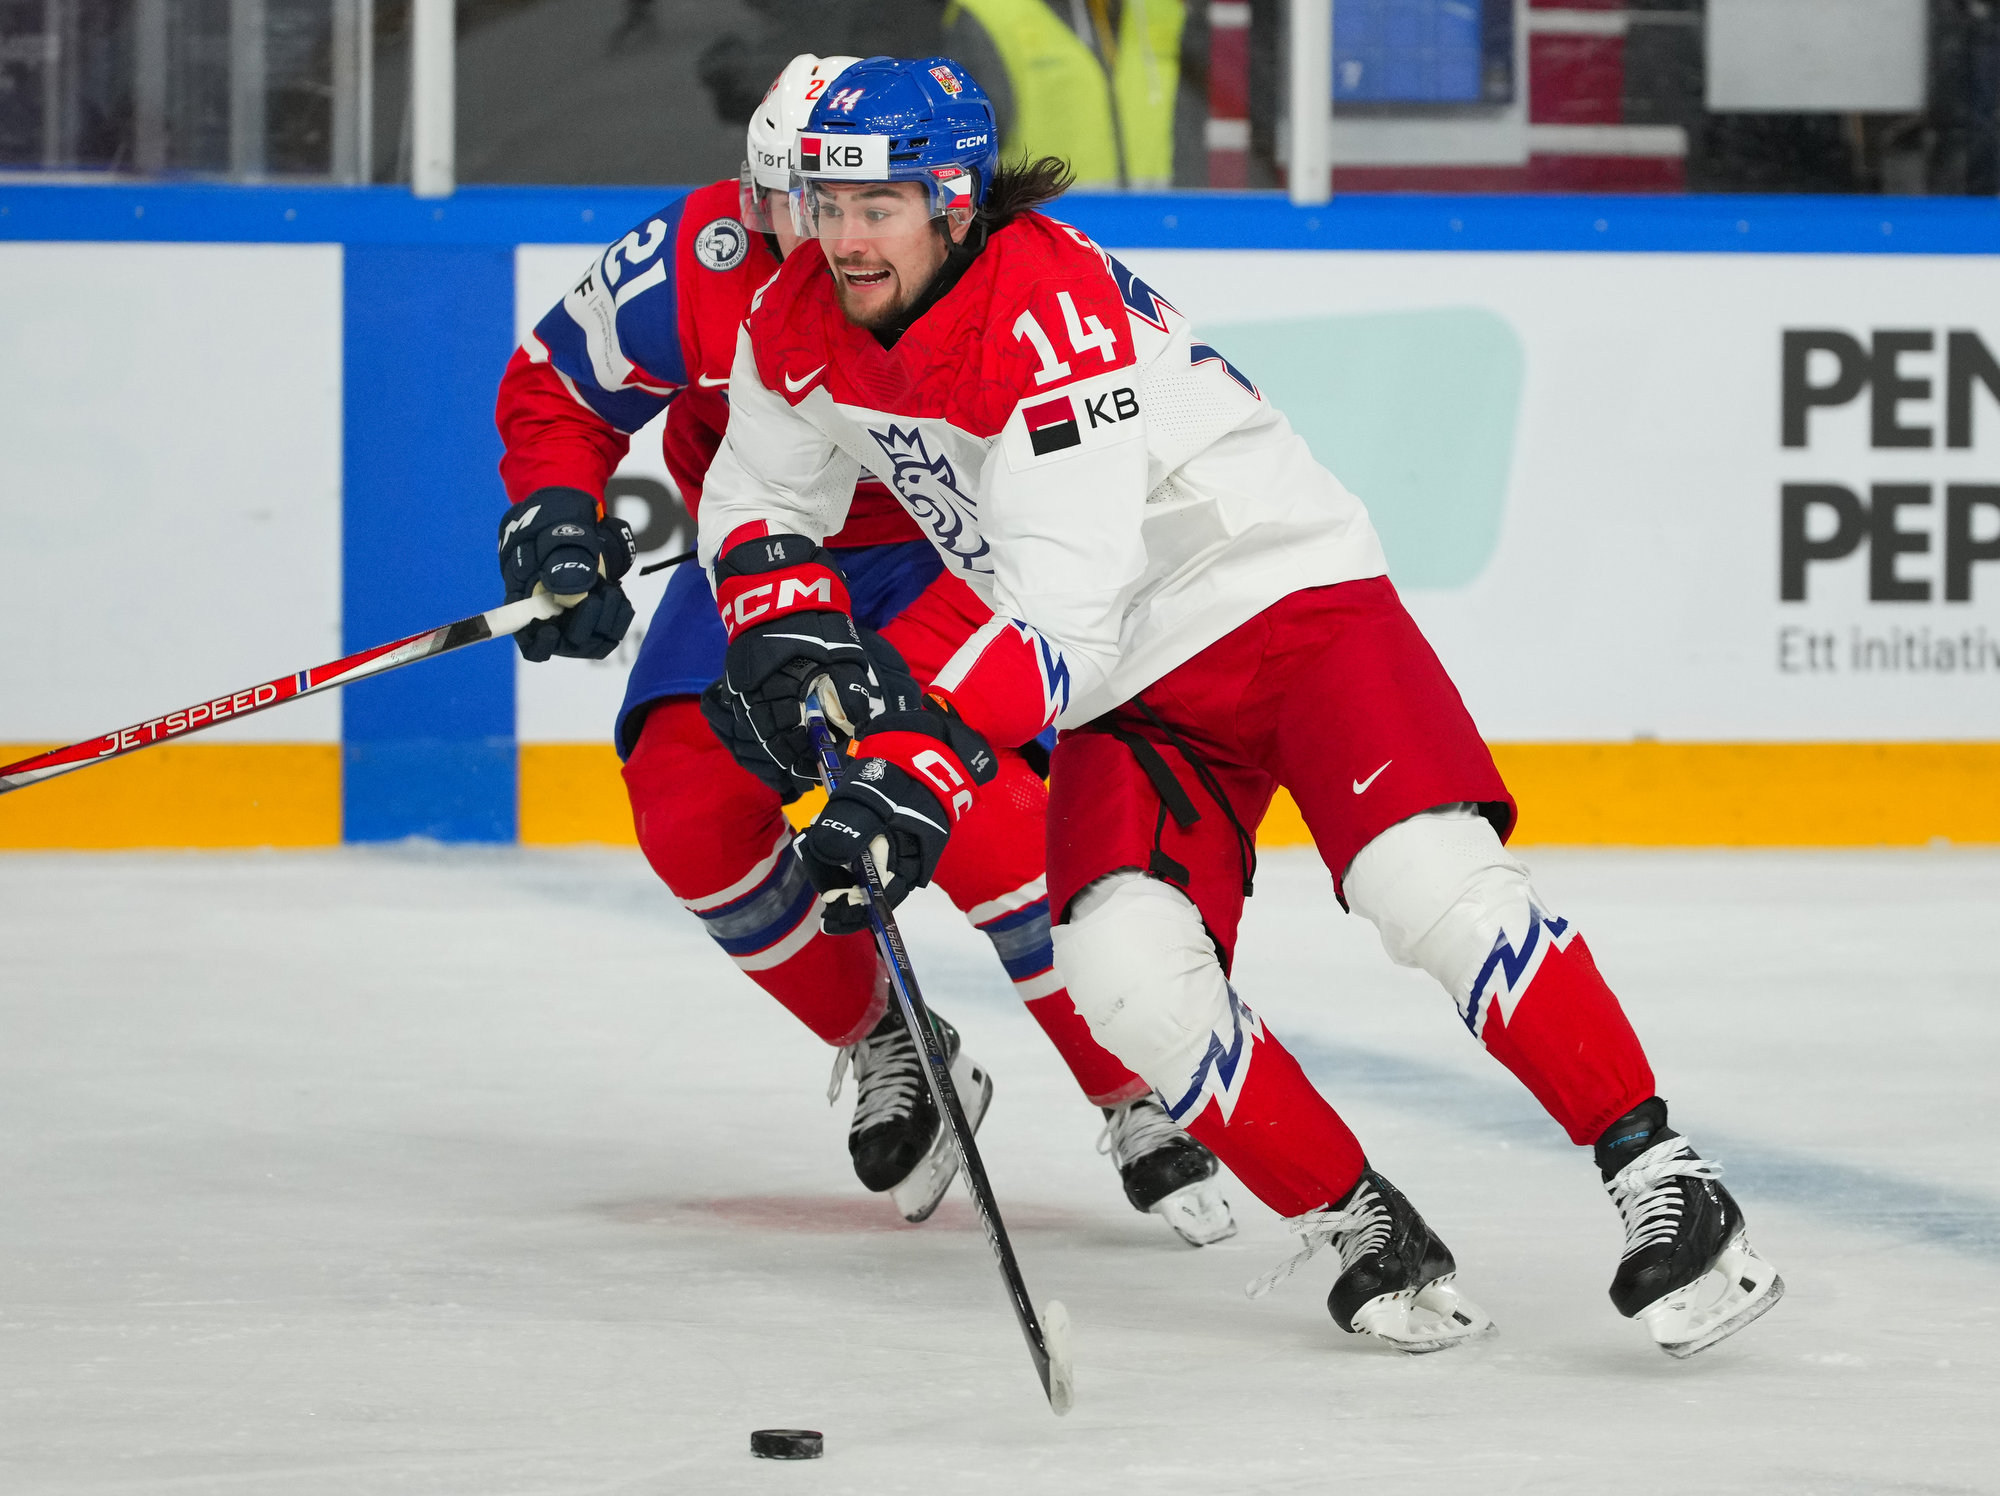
[750,1429,823,1460]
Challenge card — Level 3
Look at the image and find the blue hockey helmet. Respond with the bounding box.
[791,56,1001,240]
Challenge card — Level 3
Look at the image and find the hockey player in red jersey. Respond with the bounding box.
[493,55,1234,1242]
[699,55,1785,1357]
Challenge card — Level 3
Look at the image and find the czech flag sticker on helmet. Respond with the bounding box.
[929,64,962,96]
[930,165,973,200]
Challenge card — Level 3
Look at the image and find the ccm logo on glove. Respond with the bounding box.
[911,744,974,818]
[719,574,846,633]
[496,487,637,662]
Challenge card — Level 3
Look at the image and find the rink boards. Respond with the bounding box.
[2,187,1997,848]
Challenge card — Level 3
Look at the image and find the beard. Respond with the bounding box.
[830,229,953,329]
[832,268,909,328]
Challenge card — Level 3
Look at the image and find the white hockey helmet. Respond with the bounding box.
[741,53,861,233]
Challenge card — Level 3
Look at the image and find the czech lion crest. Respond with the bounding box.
[868,425,992,573]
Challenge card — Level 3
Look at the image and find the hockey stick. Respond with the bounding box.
[0,591,573,796]
[803,695,1075,1416]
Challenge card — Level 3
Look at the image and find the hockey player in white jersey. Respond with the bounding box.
[493,55,1235,1241]
[698,55,1783,1357]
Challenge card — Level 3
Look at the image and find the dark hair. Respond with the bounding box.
[978,155,1075,232]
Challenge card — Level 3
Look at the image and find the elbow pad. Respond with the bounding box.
[929,616,1074,748]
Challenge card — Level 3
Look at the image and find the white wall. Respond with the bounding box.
[0,243,343,743]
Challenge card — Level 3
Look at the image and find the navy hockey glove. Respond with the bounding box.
[498,487,637,662]
[797,701,997,934]
[716,532,879,778]
[700,677,806,802]
[700,628,924,805]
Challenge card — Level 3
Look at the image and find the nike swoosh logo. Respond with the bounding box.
[783,364,826,394]
[697,374,729,388]
[1352,760,1392,795]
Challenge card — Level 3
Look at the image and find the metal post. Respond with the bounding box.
[133,0,169,174]
[39,0,61,169]
[1286,0,1332,204]
[357,0,374,183]
[410,0,453,197]
[332,0,358,180]
[229,0,267,179]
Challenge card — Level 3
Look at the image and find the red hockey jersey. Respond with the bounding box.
[699,212,1388,744]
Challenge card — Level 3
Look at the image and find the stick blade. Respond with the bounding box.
[1041,1299,1075,1416]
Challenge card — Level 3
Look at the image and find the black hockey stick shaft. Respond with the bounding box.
[636,548,696,576]
[804,700,1071,1415]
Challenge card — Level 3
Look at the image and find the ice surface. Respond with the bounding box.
[2,845,1996,1494]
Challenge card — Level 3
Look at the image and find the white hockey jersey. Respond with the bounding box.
[699,211,1387,739]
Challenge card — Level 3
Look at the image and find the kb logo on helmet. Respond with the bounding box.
[801,134,890,176]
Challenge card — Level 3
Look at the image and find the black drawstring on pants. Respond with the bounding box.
[1087,694,1258,898]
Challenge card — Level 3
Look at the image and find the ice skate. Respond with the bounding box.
[1098,1094,1237,1246]
[829,1005,993,1223]
[1597,1099,1783,1358]
[1247,1168,1493,1353]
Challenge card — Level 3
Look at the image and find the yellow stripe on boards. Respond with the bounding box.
[516,741,2000,853]
[1257,742,2000,849]
[517,743,637,846]
[517,742,830,845]
[0,744,340,849]
[1492,742,2000,846]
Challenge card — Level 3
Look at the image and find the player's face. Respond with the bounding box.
[814,182,970,328]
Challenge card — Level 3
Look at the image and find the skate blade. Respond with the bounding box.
[1351,1277,1496,1355]
[1149,1178,1238,1247]
[1641,1231,1784,1359]
[890,1053,994,1224]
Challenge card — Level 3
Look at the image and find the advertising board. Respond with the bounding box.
[0,242,344,846]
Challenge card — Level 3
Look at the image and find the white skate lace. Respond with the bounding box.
[827,1022,927,1130]
[1606,1138,1723,1259]
[1244,1185,1391,1300]
[1096,1095,1185,1170]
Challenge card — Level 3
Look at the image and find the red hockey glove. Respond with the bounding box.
[716,530,878,779]
[796,701,998,934]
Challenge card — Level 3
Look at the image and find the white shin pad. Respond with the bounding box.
[1341,806,1547,1022]
[1051,872,1235,1099]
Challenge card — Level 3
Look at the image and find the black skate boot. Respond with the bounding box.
[829,1004,993,1223]
[1596,1097,1783,1358]
[1098,1094,1237,1246]
[1246,1167,1493,1353]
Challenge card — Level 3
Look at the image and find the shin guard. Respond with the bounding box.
[1056,873,1367,1217]
[624,701,884,1046]
[1466,917,1656,1145]
[938,753,1149,1107]
[1346,807,1656,1145]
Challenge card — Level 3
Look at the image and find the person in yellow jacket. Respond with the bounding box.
[942,0,1189,188]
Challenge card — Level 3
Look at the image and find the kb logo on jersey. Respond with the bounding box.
[1022,386,1139,456]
